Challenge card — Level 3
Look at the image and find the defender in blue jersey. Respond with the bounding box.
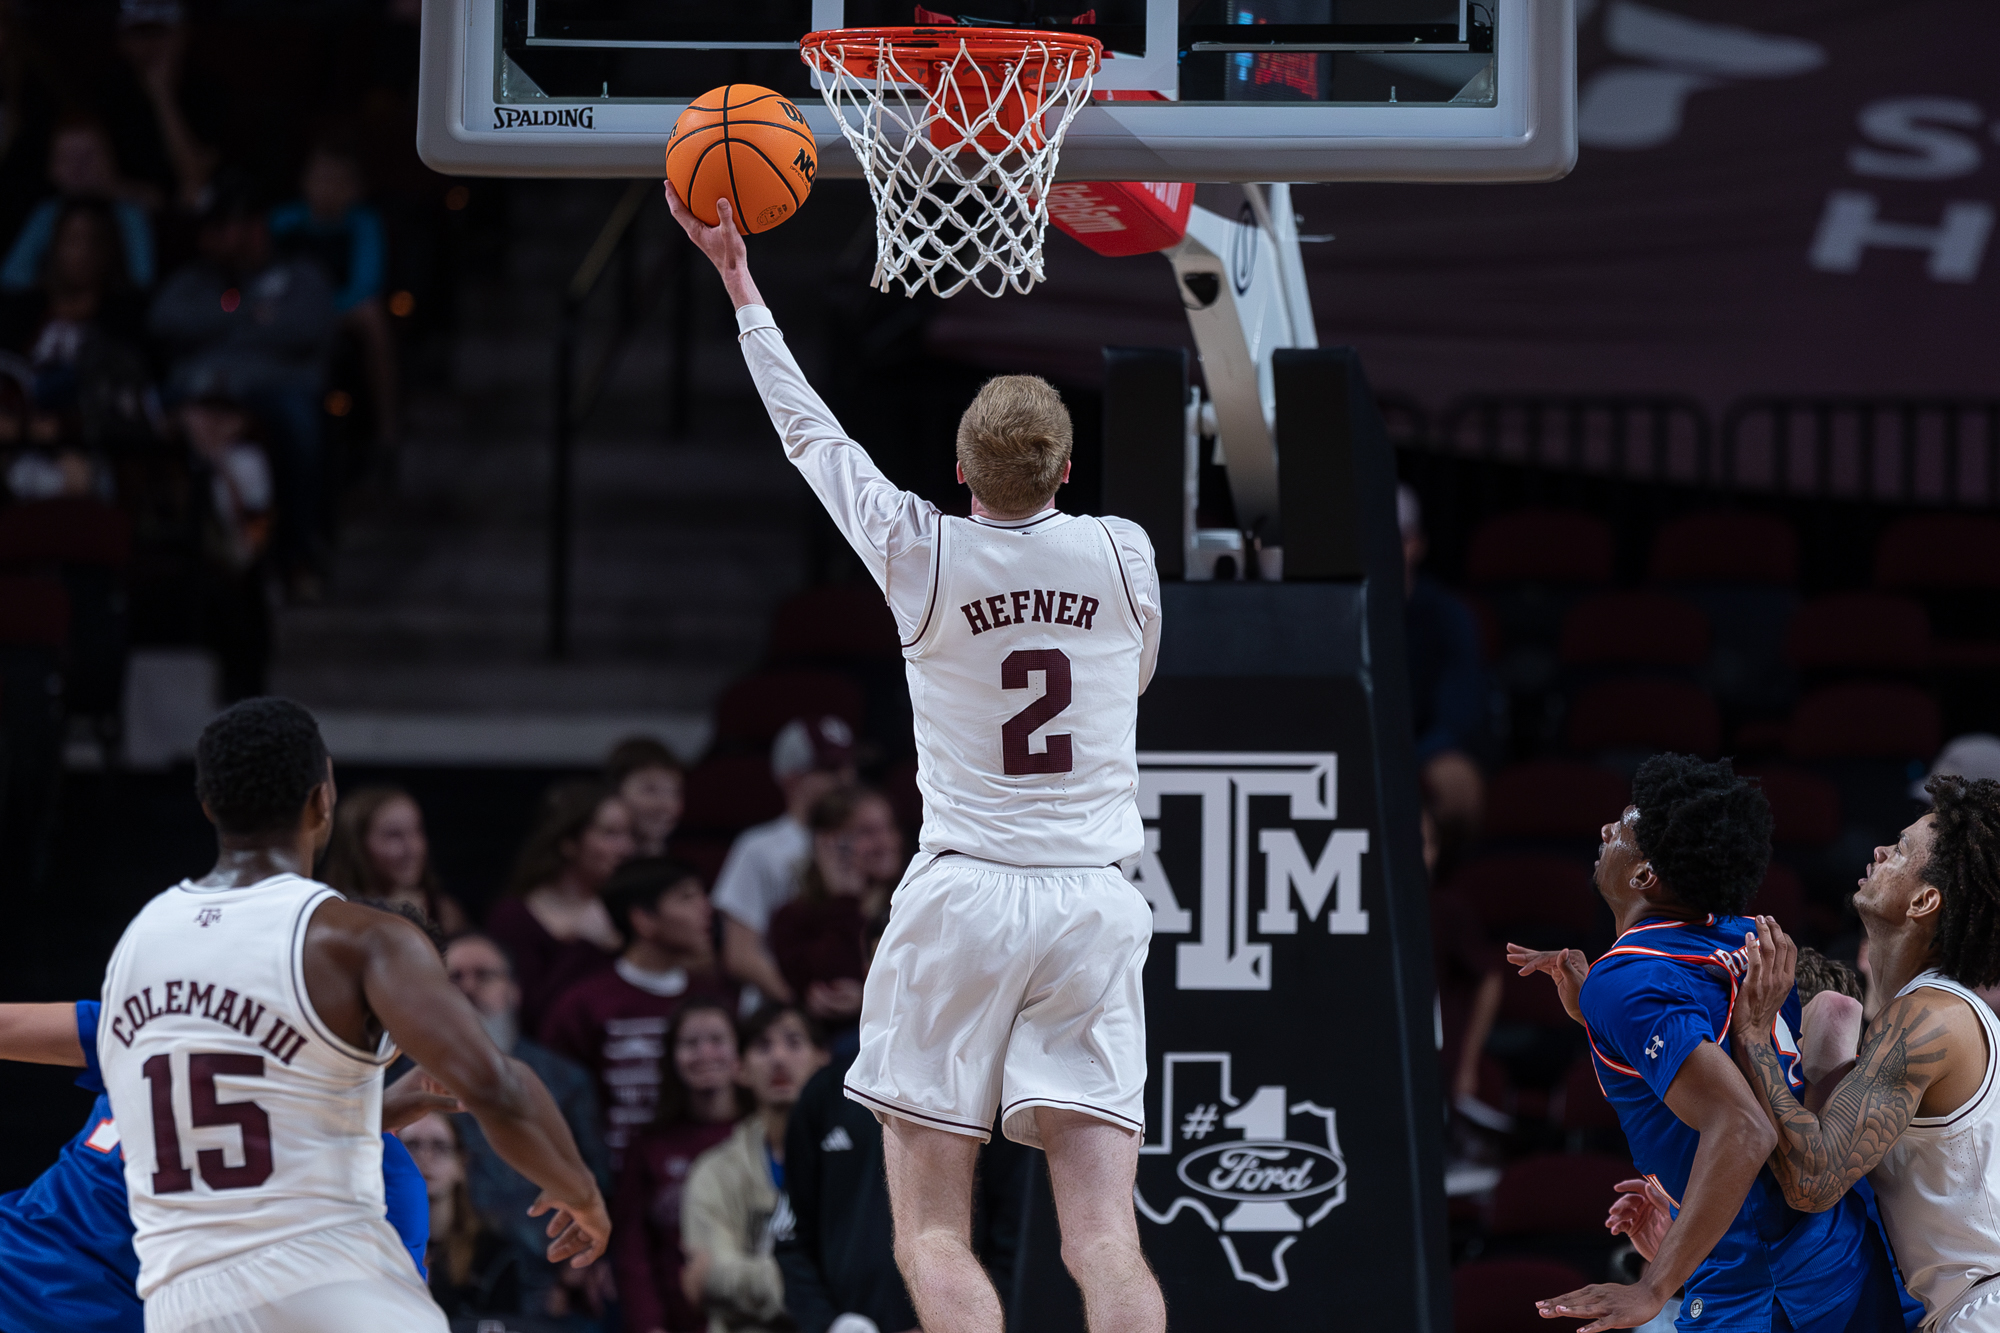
[1511,755,1908,1333]
[0,999,445,1333]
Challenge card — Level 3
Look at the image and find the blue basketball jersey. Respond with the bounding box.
[0,1002,428,1333]
[1581,915,1890,1331]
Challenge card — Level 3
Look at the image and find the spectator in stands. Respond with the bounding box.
[608,735,687,859]
[444,932,611,1319]
[176,387,273,699]
[1426,809,1502,1113]
[1398,484,1492,862]
[105,0,219,211]
[0,2,62,252]
[615,999,749,1333]
[1,118,155,292]
[322,785,471,933]
[715,716,857,1003]
[0,200,152,500]
[269,133,398,450]
[768,785,901,1046]
[777,912,922,1333]
[488,779,637,1034]
[149,175,338,595]
[542,858,735,1165]
[399,1112,526,1320]
[682,1004,828,1333]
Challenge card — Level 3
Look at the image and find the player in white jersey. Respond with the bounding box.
[669,190,1166,1333]
[98,698,610,1333]
[1728,773,2000,1332]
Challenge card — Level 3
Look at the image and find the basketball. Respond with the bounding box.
[665,85,817,235]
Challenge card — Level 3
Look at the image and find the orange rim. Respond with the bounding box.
[800,26,1103,84]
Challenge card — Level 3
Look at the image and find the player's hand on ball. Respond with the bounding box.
[530,1187,612,1267]
[1506,943,1589,1026]
[1605,1176,1674,1262]
[1536,1277,1670,1332]
[665,182,748,276]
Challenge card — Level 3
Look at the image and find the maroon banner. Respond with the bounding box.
[928,0,2000,412]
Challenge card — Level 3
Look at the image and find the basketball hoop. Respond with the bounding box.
[799,26,1102,299]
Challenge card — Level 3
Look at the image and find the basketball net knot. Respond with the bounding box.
[801,29,1100,299]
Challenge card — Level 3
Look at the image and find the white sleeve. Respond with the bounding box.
[1101,517,1164,694]
[735,304,939,641]
[710,829,774,934]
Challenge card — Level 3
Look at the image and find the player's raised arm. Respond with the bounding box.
[1728,915,1953,1213]
[313,900,610,1266]
[666,181,939,638]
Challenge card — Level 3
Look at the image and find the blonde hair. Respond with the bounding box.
[956,375,1072,517]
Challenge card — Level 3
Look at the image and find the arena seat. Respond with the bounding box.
[1784,592,1930,674]
[1785,683,1942,760]
[0,575,70,647]
[1467,510,1615,587]
[675,751,785,840]
[1446,854,1599,938]
[764,583,901,664]
[1742,765,1842,845]
[1555,1057,1622,1137]
[1485,762,1630,839]
[710,669,866,747]
[1453,1258,1593,1333]
[0,497,132,569]
[1565,678,1721,757]
[1873,513,2000,590]
[1648,510,1798,585]
[1489,1152,1635,1237]
[0,498,130,723]
[1556,592,1710,668]
[1745,863,1807,931]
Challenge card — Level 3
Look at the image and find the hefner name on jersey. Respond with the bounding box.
[960,589,1103,635]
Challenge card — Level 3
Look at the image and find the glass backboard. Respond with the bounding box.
[416,0,1573,182]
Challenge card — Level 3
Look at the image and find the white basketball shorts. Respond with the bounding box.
[1937,1283,2000,1333]
[143,1217,444,1333]
[844,852,1153,1149]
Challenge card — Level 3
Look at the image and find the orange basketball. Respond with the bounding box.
[665,85,817,235]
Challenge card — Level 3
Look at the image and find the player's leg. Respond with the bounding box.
[1037,1108,1166,1333]
[882,1116,1002,1333]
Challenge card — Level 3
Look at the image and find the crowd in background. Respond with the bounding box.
[331,720,944,1333]
[0,0,439,699]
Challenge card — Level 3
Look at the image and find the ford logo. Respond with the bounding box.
[1175,1141,1346,1203]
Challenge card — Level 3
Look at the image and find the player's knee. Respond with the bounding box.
[893,1223,972,1276]
[1058,1227,1143,1282]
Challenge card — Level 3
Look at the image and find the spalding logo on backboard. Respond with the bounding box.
[1137,1051,1348,1292]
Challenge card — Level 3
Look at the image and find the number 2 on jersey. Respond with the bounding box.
[1001,649,1073,775]
[141,1053,274,1192]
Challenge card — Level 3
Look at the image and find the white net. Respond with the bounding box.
[802,30,1099,299]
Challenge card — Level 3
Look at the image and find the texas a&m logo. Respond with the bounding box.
[1128,753,1369,990]
[1137,1051,1348,1292]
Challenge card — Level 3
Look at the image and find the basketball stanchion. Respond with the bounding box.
[798,26,1101,299]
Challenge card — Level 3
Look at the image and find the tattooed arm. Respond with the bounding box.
[1727,916,1950,1213]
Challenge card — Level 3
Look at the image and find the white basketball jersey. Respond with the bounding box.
[904,512,1149,866]
[1869,970,2000,1326]
[98,874,396,1296]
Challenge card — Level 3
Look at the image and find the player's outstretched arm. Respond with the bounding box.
[1727,915,1948,1213]
[320,903,610,1265]
[1538,1042,1775,1333]
[0,1003,85,1066]
[665,185,762,310]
